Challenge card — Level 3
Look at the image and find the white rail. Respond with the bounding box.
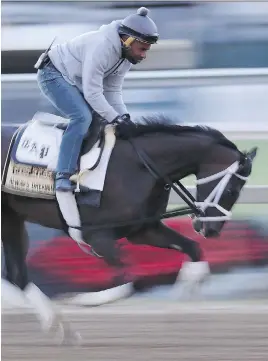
[2,68,268,87]
[169,185,268,205]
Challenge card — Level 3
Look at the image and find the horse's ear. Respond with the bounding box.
[246,147,258,161]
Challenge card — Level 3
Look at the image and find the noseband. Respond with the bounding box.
[195,161,248,222]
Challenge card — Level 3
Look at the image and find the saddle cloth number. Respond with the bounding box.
[15,121,63,169]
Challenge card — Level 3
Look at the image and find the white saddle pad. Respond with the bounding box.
[5,112,116,195]
[14,117,63,169]
[14,112,104,171]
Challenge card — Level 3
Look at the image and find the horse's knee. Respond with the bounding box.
[90,239,124,267]
[171,239,203,262]
[185,240,203,262]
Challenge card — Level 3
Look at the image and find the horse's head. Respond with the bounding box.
[193,146,258,238]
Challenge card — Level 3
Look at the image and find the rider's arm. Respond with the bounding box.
[82,42,120,123]
[103,71,130,116]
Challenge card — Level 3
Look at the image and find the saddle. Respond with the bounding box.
[2,111,116,200]
[26,111,106,166]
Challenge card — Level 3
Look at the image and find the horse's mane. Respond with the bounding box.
[126,114,238,151]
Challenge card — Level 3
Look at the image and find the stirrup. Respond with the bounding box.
[70,170,90,193]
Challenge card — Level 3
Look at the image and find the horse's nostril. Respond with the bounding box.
[192,218,203,233]
[203,228,220,238]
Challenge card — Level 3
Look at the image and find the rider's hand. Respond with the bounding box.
[111,113,130,124]
[112,114,137,139]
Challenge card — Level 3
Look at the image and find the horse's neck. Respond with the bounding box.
[136,131,240,182]
[137,133,210,180]
[198,143,240,178]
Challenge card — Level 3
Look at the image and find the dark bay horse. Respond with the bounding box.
[1,114,257,342]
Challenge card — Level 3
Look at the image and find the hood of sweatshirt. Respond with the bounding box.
[98,20,123,57]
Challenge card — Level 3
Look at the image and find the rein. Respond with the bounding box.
[79,139,202,232]
[79,137,248,232]
[129,139,203,217]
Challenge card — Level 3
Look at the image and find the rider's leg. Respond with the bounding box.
[37,61,92,191]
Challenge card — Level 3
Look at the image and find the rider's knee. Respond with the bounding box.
[76,113,93,135]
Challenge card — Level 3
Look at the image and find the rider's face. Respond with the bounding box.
[127,40,151,64]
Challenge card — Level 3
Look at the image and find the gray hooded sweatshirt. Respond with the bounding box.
[48,20,132,123]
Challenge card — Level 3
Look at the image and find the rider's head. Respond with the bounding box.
[118,7,159,64]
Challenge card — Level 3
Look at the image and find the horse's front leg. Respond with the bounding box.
[128,221,210,291]
[64,233,134,307]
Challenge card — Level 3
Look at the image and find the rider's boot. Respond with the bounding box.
[55,172,76,192]
[56,172,92,193]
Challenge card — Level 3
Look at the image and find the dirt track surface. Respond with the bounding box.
[2,300,268,361]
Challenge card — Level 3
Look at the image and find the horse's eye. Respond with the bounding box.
[226,188,239,197]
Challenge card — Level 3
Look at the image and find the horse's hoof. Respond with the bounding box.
[178,261,210,284]
[170,261,210,300]
[39,315,55,333]
[53,323,82,347]
[52,322,65,345]
[63,330,82,347]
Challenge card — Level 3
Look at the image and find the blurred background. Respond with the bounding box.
[2,1,268,302]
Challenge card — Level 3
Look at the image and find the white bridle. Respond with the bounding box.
[195,161,248,222]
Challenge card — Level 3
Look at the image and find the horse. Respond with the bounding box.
[1,113,257,343]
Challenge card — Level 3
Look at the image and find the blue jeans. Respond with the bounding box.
[37,61,93,174]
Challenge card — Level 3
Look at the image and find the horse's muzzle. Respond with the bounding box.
[192,218,220,238]
[202,228,220,238]
[192,218,203,233]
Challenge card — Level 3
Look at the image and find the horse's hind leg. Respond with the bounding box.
[128,221,210,287]
[1,203,81,344]
[2,205,29,290]
[2,206,53,326]
[2,205,31,309]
